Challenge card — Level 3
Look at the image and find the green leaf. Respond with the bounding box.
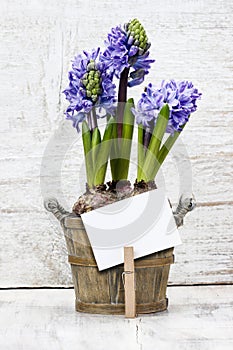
[91,126,101,168]
[122,98,135,140]
[140,104,170,181]
[110,118,119,181]
[117,98,135,180]
[137,124,145,180]
[149,103,170,157]
[150,115,189,179]
[94,117,114,185]
[91,127,101,186]
[151,130,181,179]
[82,121,93,187]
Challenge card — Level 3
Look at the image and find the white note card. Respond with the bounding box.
[81,188,182,270]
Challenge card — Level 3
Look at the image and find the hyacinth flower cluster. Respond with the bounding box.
[132,80,202,181]
[63,48,116,188]
[100,18,155,181]
[100,18,154,88]
[63,48,116,131]
[64,18,154,187]
[63,18,201,197]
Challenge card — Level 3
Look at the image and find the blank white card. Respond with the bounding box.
[81,188,181,271]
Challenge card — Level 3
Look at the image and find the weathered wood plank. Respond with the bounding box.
[0,287,232,350]
[0,0,233,287]
[0,205,232,287]
[169,205,233,285]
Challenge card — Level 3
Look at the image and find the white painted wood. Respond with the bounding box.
[0,0,233,286]
[0,287,232,350]
[1,204,233,287]
[169,205,233,285]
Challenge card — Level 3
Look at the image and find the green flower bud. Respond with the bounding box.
[141,28,145,35]
[127,18,149,55]
[82,79,88,86]
[89,70,95,77]
[87,62,96,71]
[92,95,98,102]
[140,43,146,50]
[138,48,144,55]
[82,60,102,103]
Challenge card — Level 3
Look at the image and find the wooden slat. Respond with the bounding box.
[0,0,233,288]
[68,254,174,268]
[75,299,168,315]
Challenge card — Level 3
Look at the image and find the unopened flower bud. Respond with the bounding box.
[82,79,88,86]
[89,70,95,77]
[81,60,103,103]
[87,61,96,71]
[126,18,149,55]
[92,94,98,102]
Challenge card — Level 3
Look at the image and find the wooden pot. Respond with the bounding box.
[45,198,174,315]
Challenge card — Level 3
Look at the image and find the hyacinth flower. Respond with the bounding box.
[132,80,202,182]
[101,19,155,182]
[63,48,116,188]
[101,18,154,95]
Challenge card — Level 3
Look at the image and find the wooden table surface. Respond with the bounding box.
[1,286,232,350]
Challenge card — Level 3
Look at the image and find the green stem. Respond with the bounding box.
[117,67,130,138]
[90,108,97,129]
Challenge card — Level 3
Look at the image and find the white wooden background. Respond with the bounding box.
[0,0,233,287]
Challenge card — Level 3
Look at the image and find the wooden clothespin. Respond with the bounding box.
[123,247,136,318]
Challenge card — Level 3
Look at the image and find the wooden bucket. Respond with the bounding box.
[63,215,174,315]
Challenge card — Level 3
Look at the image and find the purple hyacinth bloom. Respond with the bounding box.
[63,48,116,131]
[100,19,155,87]
[132,80,202,134]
